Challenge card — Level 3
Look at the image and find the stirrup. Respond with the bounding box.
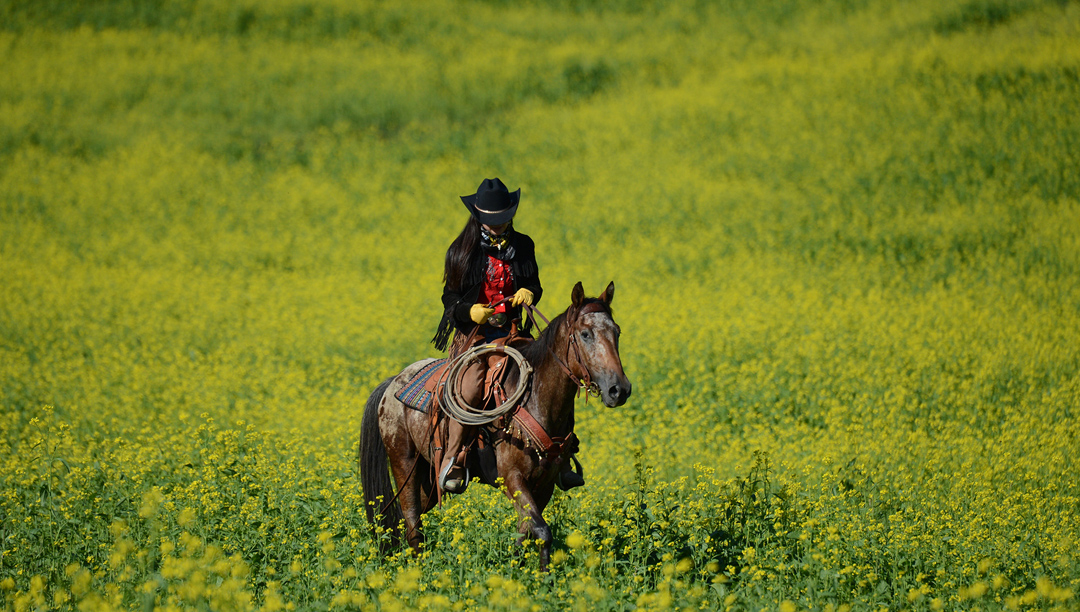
[438,456,470,494]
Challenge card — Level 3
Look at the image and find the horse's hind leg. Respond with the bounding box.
[386,441,428,552]
[386,455,426,551]
[381,400,429,552]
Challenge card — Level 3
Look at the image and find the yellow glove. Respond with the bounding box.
[511,288,534,307]
[469,304,495,324]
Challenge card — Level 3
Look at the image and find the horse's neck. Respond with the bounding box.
[526,327,578,438]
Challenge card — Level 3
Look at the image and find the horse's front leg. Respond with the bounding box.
[503,473,556,570]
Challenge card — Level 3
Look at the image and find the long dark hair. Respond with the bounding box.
[444,216,482,291]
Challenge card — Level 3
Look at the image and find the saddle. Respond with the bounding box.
[394,331,532,414]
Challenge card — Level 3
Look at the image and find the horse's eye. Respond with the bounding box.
[580,330,591,342]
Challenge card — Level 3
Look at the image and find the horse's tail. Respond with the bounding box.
[358,377,403,542]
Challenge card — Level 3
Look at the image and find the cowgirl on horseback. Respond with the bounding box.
[432,177,584,494]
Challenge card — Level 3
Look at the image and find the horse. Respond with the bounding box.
[359,281,631,570]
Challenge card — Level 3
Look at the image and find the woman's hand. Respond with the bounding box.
[511,288,534,307]
[470,304,495,324]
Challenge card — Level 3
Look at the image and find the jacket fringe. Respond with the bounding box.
[431,309,455,352]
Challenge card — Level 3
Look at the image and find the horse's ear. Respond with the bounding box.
[571,282,585,307]
[599,281,615,305]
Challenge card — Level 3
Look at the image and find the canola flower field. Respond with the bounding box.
[2,0,1080,610]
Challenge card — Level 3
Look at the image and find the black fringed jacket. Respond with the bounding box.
[431,232,543,351]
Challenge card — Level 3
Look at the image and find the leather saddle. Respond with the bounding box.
[421,333,532,409]
[394,331,532,414]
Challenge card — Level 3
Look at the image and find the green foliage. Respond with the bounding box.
[933,0,1038,34]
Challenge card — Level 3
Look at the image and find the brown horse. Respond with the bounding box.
[359,281,631,569]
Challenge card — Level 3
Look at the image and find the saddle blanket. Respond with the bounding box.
[394,358,447,412]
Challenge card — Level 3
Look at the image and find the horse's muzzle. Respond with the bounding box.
[602,378,632,407]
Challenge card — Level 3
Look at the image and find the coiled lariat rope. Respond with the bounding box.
[439,343,533,426]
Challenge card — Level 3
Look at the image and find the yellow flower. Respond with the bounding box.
[566,532,586,550]
[962,581,988,599]
[177,507,197,528]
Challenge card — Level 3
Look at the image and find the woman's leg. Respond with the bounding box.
[439,358,484,493]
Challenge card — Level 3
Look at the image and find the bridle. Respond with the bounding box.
[520,302,606,400]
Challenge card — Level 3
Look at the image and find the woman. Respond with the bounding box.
[431,177,541,356]
[432,177,583,494]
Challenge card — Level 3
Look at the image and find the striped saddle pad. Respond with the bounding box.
[394,358,447,412]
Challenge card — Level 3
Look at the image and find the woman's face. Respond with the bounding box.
[483,222,510,235]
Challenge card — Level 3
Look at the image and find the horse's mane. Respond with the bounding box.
[519,298,612,368]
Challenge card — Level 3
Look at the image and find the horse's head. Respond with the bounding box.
[567,281,632,407]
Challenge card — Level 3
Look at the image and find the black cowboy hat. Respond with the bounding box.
[461,178,520,226]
